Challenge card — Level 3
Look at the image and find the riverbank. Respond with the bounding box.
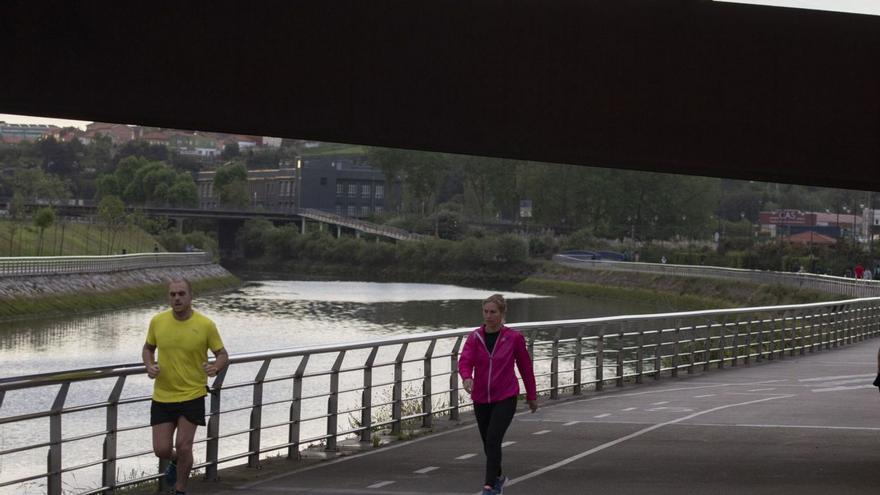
[0,264,239,321]
[232,258,833,311]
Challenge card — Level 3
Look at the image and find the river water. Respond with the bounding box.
[0,280,667,494]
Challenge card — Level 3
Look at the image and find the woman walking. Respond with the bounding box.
[459,294,538,495]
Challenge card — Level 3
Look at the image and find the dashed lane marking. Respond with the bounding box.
[693,394,715,398]
[455,453,477,460]
[533,430,552,435]
[367,481,396,489]
[413,466,439,474]
[812,384,874,393]
[650,401,669,405]
[501,441,516,447]
[798,373,874,382]
[621,407,637,411]
[594,413,611,418]
[563,421,580,426]
[747,388,776,392]
[502,395,792,491]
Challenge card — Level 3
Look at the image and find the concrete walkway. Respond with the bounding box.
[199,339,880,494]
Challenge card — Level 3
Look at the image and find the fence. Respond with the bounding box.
[1,296,878,494]
[555,254,880,298]
[0,252,213,277]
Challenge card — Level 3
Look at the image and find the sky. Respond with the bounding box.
[715,0,880,15]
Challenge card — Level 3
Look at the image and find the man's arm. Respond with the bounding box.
[203,347,229,377]
[142,343,160,379]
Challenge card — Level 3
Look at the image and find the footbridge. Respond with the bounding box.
[2,297,880,494]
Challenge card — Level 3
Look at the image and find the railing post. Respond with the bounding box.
[326,351,346,451]
[744,318,752,366]
[615,328,625,387]
[360,347,379,442]
[671,320,681,377]
[47,383,70,495]
[391,343,408,436]
[205,367,227,481]
[704,318,712,372]
[573,326,585,394]
[731,316,740,367]
[636,327,645,384]
[248,359,272,466]
[595,328,605,391]
[550,329,561,399]
[422,340,437,428]
[288,355,309,459]
[102,376,126,493]
[688,320,697,374]
[449,337,463,421]
[653,326,663,378]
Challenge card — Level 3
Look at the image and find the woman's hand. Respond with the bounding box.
[527,400,538,413]
[463,378,474,394]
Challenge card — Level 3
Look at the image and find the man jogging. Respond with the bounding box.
[143,278,228,495]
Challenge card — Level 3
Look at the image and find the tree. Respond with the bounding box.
[98,195,126,254]
[214,162,249,208]
[33,207,55,256]
[222,142,240,160]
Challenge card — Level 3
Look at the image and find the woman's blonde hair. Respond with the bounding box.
[482,293,507,314]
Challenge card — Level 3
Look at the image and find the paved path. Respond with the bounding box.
[209,340,880,494]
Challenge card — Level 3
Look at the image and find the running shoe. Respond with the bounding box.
[493,475,509,494]
[164,459,177,485]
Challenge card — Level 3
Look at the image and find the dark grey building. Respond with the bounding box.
[196,155,399,217]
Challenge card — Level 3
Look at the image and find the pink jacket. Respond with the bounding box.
[458,325,537,404]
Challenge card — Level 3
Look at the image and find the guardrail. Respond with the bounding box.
[555,255,880,298]
[1,297,878,494]
[0,252,213,277]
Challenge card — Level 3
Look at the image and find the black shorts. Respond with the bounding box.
[150,396,206,426]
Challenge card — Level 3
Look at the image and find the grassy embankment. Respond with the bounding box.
[0,275,240,321]
[0,219,160,256]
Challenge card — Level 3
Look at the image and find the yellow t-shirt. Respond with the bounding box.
[146,309,224,403]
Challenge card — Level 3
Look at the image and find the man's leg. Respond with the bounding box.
[173,415,198,492]
[151,422,176,460]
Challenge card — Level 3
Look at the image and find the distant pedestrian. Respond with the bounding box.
[459,294,537,495]
[865,269,873,280]
[845,268,853,278]
[660,255,667,264]
[153,243,160,253]
[855,263,865,279]
[142,279,228,495]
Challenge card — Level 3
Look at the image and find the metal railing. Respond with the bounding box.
[1,297,879,494]
[298,208,425,241]
[555,254,880,298]
[0,252,213,277]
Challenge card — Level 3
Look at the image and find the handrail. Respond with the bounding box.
[0,251,212,277]
[2,296,879,494]
[555,254,880,298]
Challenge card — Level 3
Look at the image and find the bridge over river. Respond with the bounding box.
[3,295,880,495]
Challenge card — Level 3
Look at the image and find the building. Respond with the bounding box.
[195,155,399,216]
[81,122,136,145]
[0,122,59,143]
[759,209,864,241]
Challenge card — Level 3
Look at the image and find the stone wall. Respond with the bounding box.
[0,264,234,299]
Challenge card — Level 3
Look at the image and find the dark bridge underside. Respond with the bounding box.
[2,1,878,190]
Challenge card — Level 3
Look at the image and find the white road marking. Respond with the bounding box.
[563,421,580,426]
[455,453,477,460]
[650,401,669,405]
[812,384,875,393]
[747,388,776,392]
[594,413,611,418]
[501,441,516,447]
[533,429,552,435]
[621,407,637,411]
[413,466,439,474]
[503,395,791,490]
[367,481,396,489]
[694,394,715,398]
[798,373,874,382]
[813,378,873,387]
[647,407,693,412]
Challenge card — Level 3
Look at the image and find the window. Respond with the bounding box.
[375,184,384,199]
[375,205,383,214]
[335,204,342,215]
[361,206,370,216]
[347,205,356,216]
[348,184,357,198]
[336,183,343,196]
[361,184,370,198]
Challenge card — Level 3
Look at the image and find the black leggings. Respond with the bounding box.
[474,395,517,486]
